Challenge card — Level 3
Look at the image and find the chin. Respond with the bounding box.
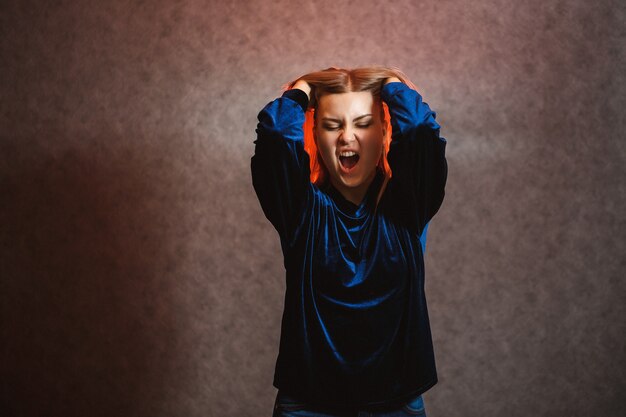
[334,166,372,188]
[340,176,366,188]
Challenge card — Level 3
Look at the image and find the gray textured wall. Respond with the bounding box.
[1,0,624,416]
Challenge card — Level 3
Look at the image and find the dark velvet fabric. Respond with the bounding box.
[251,82,448,410]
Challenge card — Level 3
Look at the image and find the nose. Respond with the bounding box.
[339,125,355,143]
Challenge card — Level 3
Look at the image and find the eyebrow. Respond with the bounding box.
[321,114,373,123]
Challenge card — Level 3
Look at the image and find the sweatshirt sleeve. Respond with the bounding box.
[251,89,313,246]
[381,82,448,235]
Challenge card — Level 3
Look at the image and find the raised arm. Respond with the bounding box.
[381,79,448,235]
[250,82,313,247]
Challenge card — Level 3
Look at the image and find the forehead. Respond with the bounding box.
[316,91,379,117]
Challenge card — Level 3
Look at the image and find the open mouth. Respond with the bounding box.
[339,152,360,172]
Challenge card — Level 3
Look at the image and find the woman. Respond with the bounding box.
[251,66,448,417]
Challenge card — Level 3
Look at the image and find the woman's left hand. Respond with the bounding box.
[384,76,402,85]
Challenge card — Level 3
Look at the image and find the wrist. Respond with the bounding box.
[384,76,402,85]
[292,80,311,99]
[282,89,309,113]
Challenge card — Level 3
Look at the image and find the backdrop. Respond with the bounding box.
[1,0,624,416]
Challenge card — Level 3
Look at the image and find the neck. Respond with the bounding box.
[331,169,378,206]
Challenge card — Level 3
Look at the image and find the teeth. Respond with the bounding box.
[340,151,357,157]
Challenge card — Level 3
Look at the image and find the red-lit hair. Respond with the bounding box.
[281,66,417,186]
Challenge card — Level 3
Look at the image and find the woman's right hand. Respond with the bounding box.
[292,79,312,100]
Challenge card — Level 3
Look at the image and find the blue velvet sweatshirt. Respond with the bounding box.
[251,82,448,410]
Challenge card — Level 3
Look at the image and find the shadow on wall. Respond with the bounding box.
[1,142,180,416]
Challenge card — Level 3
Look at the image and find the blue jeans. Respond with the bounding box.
[272,390,426,417]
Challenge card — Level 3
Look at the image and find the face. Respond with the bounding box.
[314,91,386,201]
